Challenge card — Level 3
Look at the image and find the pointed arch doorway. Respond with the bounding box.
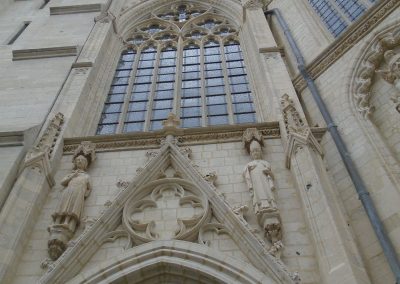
[68,240,275,284]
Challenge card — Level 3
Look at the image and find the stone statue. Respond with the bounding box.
[243,140,277,214]
[48,141,96,260]
[52,155,92,233]
[242,128,282,244]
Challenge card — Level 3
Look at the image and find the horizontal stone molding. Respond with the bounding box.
[63,122,326,153]
[12,46,79,61]
[292,0,400,92]
[71,61,93,68]
[64,122,281,153]
[0,131,24,147]
[259,47,283,54]
[50,4,102,15]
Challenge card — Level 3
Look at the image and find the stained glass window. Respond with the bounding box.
[97,4,256,135]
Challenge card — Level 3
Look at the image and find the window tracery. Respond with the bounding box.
[97,3,256,135]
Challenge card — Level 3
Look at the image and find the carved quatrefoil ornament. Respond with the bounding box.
[123,178,211,244]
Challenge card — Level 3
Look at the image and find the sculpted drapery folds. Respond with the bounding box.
[242,128,282,245]
[48,142,96,261]
[243,140,277,213]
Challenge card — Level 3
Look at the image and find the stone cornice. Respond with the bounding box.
[50,4,102,15]
[63,123,327,153]
[12,46,80,61]
[292,0,400,92]
[63,122,281,153]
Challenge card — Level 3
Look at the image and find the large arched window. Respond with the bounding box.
[307,0,376,37]
[97,4,256,135]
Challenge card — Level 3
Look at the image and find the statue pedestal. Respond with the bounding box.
[48,224,74,260]
[257,208,281,243]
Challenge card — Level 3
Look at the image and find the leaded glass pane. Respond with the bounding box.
[154,90,174,100]
[97,124,118,135]
[126,111,146,122]
[129,101,147,111]
[208,115,229,125]
[109,85,127,94]
[235,113,256,124]
[208,104,228,116]
[182,117,201,128]
[130,92,149,102]
[100,113,120,124]
[124,122,144,132]
[181,106,201,117]
[182,88,200,98]
[103,103,122,113]
[150,120,163,131]
[181,98,201,107]
[207,95,226,105]
[106,94,124,103]
[112,77,129,85]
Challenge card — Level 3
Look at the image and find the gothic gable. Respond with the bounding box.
[39,136,294,283]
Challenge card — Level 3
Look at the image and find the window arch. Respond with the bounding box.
[97,4,256,135]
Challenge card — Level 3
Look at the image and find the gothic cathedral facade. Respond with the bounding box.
[0,0,399,283]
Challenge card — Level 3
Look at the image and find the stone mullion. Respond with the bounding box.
[173,37,184,115]
[329,0,356,24]
[116,47,140,134]
[220,38,235,125]
[200,41,207,127]
[144,44,161,132]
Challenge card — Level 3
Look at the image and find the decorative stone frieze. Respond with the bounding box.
[242,128,282,245]
[47,141,96,261]
[351,27,400,117]
[63,122,281,153]
[376,49,400,112]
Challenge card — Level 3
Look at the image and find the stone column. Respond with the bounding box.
[281,94,371,284]
[0,113,64,283]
